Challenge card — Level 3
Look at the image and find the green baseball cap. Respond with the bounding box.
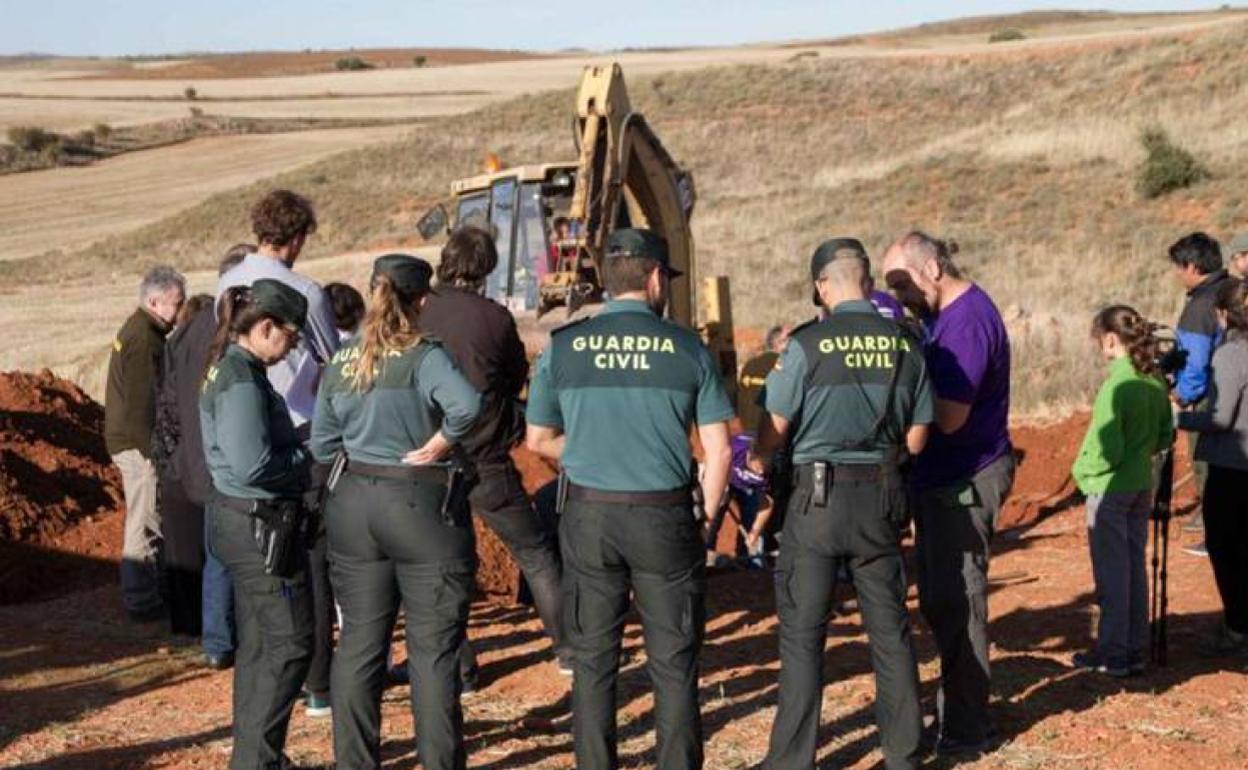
[603,228,682,277]
[372,253,434,296]
[251,279,307,329]
[1228,232,1248,256]
[809,237,869,281]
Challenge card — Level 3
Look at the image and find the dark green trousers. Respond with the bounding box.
[764,467,921,770]
[325,471,476,770]
[207,500,314,770]
[560,500,706,770]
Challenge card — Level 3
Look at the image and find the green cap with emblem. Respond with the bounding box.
[603,228,682,277]
[1228,232,1248,256]
[809,237,869,282]
[251,278,308,328]
[372,253,434,296]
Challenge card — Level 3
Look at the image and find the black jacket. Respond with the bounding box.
[421,285,529,464]
[153,306,216,505]
[105,308,168,456]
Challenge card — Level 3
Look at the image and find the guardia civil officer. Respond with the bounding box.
[525,229,735,770]
[753,239,933,770]
[200,279,315,770]
[310,255,481,770]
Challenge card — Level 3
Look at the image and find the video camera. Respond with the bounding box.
[1150,325,1188,381]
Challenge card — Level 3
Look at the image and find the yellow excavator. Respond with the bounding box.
[416,63,737,390]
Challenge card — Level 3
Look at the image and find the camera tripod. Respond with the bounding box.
[1149,446,1175,667]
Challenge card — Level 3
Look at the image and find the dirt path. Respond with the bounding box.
[2,495,1244,770]
[0,125,414,262]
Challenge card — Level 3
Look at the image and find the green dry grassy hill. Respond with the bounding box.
[19,17,1248,415]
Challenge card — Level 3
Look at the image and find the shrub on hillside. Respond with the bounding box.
[989,28,1026,43]
[335,56,373,71]
[93,122,112,139]
[1135,127,1210,199]
[6,126,59,153]
[412,55,427,67]
[184,86,198,100]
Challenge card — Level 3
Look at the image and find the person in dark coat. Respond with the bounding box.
[153,294,215,639]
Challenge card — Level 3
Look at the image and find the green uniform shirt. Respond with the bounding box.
[310,338,481,466]
[526,298,735,491]
[1072,355,1173,494]
[764,299,934,465]
[200,344,310,499]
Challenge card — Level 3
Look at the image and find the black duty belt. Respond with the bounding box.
[347,460,449,483]
[216,493,272,514]
[567,482,691,507]
[794,463,884,483]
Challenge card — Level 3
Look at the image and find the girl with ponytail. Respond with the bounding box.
[1070,305,1174,676]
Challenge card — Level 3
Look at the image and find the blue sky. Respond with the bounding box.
[4,1,1232,56]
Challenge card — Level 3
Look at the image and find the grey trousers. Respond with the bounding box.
[914,453,1015,744]
[1086,491,1151,666]
[561,500,706,770]
[326,472,475,770]
[765,467,921,770]
[113,449,163,613]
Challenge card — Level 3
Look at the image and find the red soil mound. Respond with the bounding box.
[0,369,121,545]
[0,370,123,604]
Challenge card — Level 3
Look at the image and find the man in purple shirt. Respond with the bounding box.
[882,231,1014,757]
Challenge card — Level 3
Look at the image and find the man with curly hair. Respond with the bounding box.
[217,189,342,719]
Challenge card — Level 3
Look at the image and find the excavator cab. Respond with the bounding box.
[418,164,581,314]
[416,63,734,387]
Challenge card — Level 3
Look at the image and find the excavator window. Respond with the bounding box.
[512,182,549,312]
[486,178,518,304]
[455,192,489,231]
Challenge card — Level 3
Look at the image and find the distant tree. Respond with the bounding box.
[188,106,205,119]
[184,86,198,100]
[335,56,373,71]
[1136,126,1211,199]
[988,28,1027,43]
[93,122,113,139]
[412,55,428,67]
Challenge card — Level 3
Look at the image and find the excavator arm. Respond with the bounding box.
[542,63,697,326]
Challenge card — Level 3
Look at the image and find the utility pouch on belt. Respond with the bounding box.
[250,499,306,579]
[555,470,570,515]
[440,465,467,526]
[811,461,829,507]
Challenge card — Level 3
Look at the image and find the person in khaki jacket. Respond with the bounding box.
[105,265,185,621]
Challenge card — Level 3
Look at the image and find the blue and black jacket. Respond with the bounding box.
[1175,269,1232,406]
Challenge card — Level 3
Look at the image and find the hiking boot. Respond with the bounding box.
[304,691,332,718]
[1072,651,1131,678]
[203,651,235,671]
[557,655,575,677]
[1199,625,1248,657]
[935,734,995,757]
[1183,541,1209,557]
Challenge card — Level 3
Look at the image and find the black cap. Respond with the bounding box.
[251,279,308,329]
[603,228,682,277]
[372,253,433,296]
[809,238,869,282]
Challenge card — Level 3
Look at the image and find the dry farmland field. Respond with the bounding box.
[4,11,1248,769]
